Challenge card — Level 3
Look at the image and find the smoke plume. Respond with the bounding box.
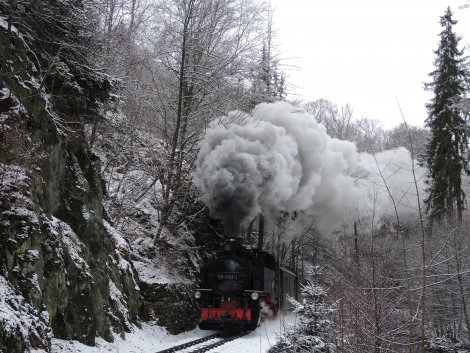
[193,102,425,237]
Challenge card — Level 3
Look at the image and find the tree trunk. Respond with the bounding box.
[454,229,470,340]
[257,214,264,250]
[154,0,194,243]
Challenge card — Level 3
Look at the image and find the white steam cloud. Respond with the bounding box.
[194,102,425,236]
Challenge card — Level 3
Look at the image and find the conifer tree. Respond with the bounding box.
[248,4,285,109]
[425,7,469,223]
[269,274,336,353]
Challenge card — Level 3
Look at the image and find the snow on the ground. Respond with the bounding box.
[51,312,297,353]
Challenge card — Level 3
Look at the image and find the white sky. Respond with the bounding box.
[271,0,470,129]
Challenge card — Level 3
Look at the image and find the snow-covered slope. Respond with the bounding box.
[51,312,297,353]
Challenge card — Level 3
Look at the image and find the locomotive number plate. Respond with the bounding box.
[216,272,243,281]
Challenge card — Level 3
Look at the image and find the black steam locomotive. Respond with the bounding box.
[195,239,304,331]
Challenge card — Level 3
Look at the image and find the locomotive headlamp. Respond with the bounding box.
[224,243,232,251]
[194,291,201,299]
[251,292,259,301]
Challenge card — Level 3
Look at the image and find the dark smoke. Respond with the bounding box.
[194,102,425,237]
[209,165,256,238]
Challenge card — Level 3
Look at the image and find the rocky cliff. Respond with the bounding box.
[0,3,142,352]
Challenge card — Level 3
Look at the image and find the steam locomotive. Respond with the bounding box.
[195,239,304,331]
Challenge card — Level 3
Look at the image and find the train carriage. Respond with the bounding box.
[279,266,305,310]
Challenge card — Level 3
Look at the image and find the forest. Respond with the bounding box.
[0,0,469,353]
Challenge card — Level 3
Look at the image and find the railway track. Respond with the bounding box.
[155,331,250,353]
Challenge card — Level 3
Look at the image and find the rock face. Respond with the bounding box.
[139,282,199,334]
[0,4,142,352]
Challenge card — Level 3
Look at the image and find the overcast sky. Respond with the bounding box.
[271,0,470,129]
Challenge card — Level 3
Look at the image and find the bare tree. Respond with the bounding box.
[302,99,355,141]
[148,0,265,241]
[354,117,384,153]
[383,123,430,158]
